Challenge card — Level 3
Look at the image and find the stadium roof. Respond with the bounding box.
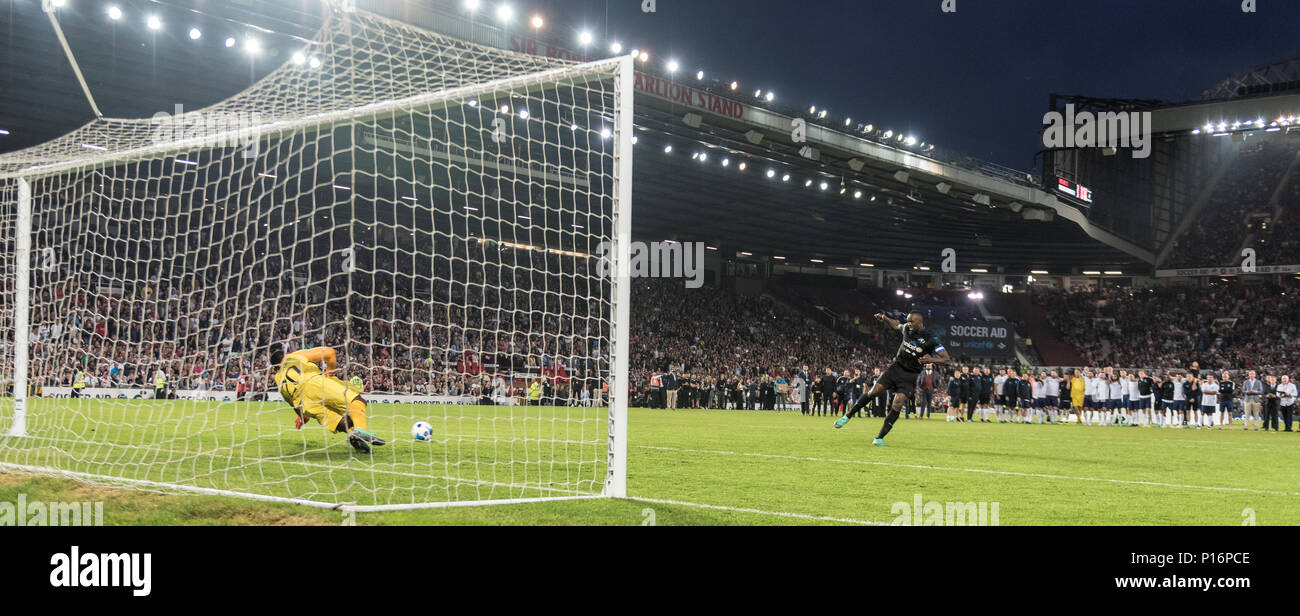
[1202,55,1300,102]
[0,0,1144,274]
[630,102,1136,271]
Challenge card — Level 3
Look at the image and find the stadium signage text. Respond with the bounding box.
[510,35,590,63]
[930,320,1014,359]
[507,34,747,121]
[1156,264,1300,278]
[41,387,522,406]
[947,324,1009,338]
[634,73,746,120]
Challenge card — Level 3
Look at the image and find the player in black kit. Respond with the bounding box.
[834,311,951,445]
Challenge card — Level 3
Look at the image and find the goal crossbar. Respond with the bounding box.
[0,57,628,183]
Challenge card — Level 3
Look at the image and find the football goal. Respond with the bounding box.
[0,3,634,512]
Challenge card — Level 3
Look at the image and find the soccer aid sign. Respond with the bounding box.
[930,321,1014,359]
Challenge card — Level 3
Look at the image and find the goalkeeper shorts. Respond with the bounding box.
[298,376,363,430]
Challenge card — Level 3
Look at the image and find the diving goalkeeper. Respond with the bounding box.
[270,345,386,454]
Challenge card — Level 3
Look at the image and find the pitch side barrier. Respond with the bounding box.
[36,387,527,406]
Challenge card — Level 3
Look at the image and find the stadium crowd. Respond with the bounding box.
[22,240,616,404]
[1034,282,1299,372]
[1249,167,1300,266]
[14,222,1299,433]
[1165,139,1300,269]
[24,240,906,408]
[627,279,891,410]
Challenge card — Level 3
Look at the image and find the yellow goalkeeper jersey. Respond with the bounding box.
[274,347,337,407]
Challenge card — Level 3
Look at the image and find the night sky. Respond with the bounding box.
[541,0,1300,170]
[2,0,1298,170]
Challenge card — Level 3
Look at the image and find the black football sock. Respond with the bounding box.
[845,393,872,418]
[877,409,902,439]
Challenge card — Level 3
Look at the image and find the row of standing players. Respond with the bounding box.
[808,365,1298,431]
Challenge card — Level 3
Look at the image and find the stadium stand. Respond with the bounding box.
[983,292,1085,367]
[25,240,613,401]
[1032,282,1299,372]
[1249,163,1300,266]
[28,258,904,400]
[630,279,891,386]
[22,227,1299,400]
[1165,139,1300,268]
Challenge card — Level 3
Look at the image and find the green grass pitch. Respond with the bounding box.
[0,399,1296,525]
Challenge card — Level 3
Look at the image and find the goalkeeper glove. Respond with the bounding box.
[294,412,305,430]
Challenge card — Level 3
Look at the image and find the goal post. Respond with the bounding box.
[0,7,634,511]
[6,176,30,438]
[604,56,635,500]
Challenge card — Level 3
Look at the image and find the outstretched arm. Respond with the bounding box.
[875,313,901,330]
[297,347,339,375]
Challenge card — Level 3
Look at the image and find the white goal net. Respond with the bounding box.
[0,5,634,511]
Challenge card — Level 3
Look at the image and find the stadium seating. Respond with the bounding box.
[631,278,890,386]
[30,255,898,398]
[1165,139,1300,269]
[1249,172,1300,266]
[29,231,1300,401]
[1032,283,1299,372]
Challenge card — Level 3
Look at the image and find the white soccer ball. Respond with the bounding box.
[411,421,434,442]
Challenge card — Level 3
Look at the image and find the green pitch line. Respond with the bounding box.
[0,401,1296,525]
